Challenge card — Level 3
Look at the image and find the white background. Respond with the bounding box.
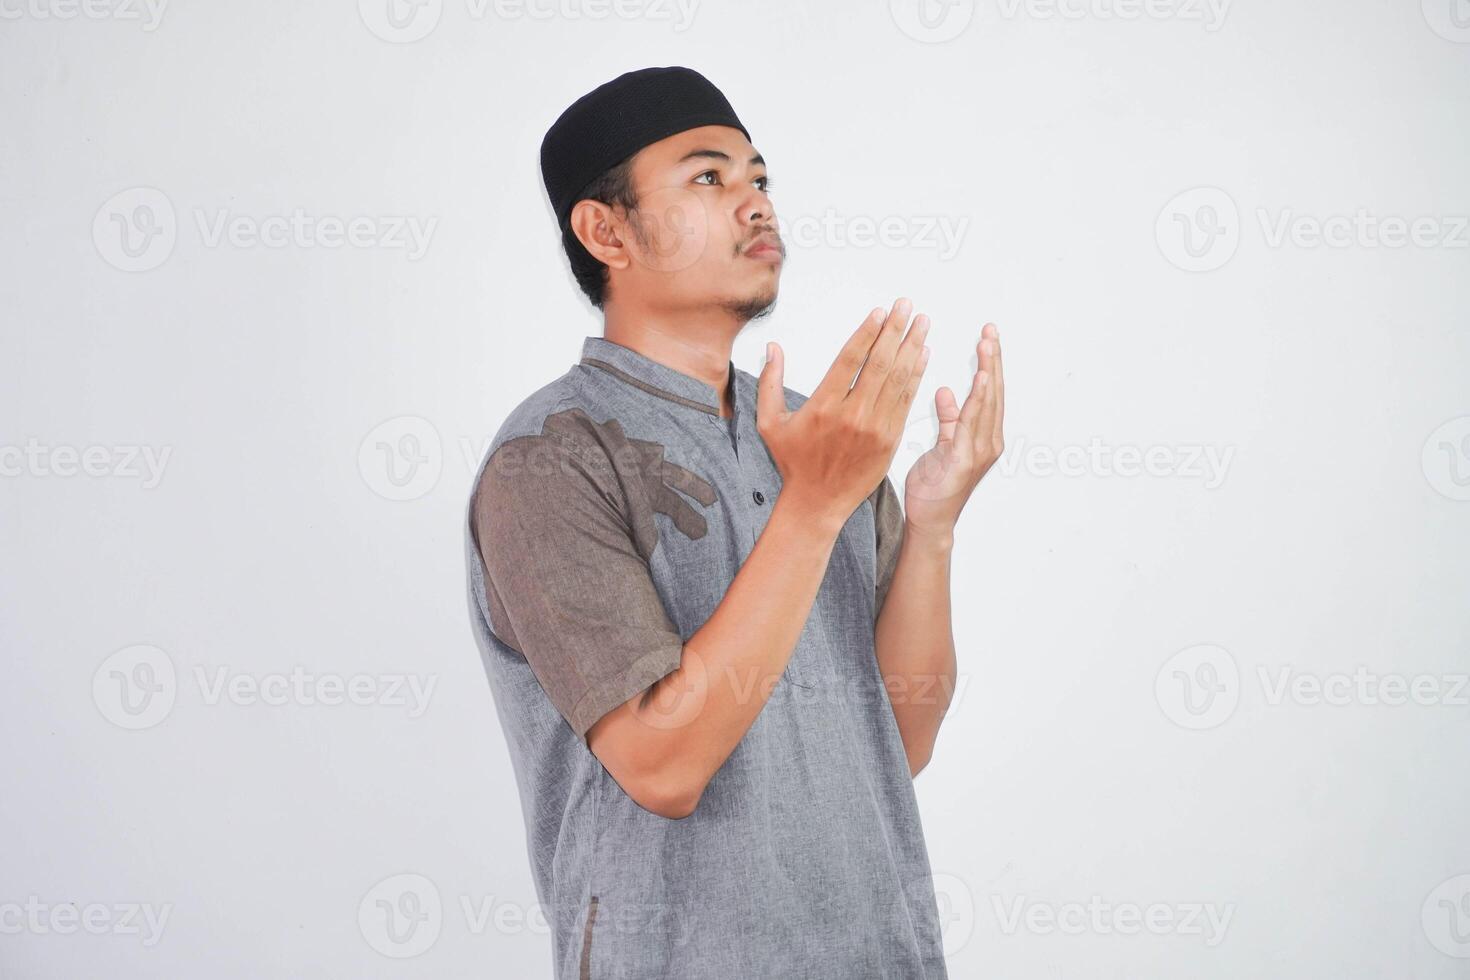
[3,0,1469,977]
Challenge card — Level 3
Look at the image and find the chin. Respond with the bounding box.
[722,285,779,322]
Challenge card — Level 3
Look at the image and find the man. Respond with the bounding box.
[465,65,1005,979]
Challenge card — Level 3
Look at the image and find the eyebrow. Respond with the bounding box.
[677,149,765,167]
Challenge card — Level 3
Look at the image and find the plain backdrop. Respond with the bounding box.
[3,1,1469,977]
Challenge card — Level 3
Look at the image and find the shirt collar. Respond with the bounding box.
[579,335,734,417]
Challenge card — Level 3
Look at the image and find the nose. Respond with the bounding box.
[735,182,776,230]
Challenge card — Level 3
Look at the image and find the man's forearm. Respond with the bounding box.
[623,490,844,812]
[873,519,957,777]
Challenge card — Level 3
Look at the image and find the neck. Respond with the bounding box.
[602,304,741,418]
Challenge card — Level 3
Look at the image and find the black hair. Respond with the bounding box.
[560,155,639,309]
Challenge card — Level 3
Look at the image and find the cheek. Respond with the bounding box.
[628,186,714,275]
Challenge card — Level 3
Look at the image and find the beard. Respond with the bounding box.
[720,282,778,323]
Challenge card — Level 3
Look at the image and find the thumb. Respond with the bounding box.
[756,341,787,428]
[935,386,960,447]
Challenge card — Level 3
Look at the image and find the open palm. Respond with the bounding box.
[903,323,1006,536]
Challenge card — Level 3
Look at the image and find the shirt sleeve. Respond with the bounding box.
[470,430,686,741]
[870,474,905,619]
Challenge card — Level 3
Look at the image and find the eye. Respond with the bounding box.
[755,175,773,193]
[693,170,720,185]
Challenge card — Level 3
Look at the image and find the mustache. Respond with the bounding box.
[738,226,784,255]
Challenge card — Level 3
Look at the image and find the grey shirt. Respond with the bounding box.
[464,335,948,979]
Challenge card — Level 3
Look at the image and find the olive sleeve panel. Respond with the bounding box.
[470,421,686,741]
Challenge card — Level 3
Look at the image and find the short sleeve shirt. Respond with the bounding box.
[464,335,949,979]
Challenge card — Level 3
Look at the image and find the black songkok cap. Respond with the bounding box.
[540,66,751,232]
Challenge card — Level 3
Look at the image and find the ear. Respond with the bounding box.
[569,199,632,271]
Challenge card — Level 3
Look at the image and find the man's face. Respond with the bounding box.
[614,124,783,318]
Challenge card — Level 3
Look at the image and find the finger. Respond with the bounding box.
[957,333,992,434]
[810,306,886,406]
[874,313,930,427]
[848,297,913,411]
[756,341,789,430]
[973,337,1000,447]
[978,337,1000,438]
[934,384,960,448]
[985,324,1005,433]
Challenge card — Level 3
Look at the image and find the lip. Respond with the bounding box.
[743,235,785,263]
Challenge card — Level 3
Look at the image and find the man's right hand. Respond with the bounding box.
[755,298,931,529]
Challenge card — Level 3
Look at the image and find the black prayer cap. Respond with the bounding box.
[540,66,751,232]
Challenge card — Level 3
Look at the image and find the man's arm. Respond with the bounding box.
[587,491,845,818]
[873,520,956,778]
[873,321,1007,777]
[588,302,932,817]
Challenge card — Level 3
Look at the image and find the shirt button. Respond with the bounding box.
[752,489,766,505]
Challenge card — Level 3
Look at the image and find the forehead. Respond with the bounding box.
[630,124,761,175]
